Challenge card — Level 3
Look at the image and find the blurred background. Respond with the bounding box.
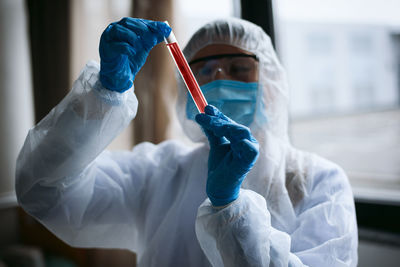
[0,0,399,266]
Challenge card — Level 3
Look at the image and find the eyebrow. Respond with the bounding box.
[189,53,259,65]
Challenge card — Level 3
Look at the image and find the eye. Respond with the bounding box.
[191,62,207,77]
[198,65,213,76]
[227,57,258,82]
[229,61,253,75]
[196,60,219,76]
[231,64,251,73]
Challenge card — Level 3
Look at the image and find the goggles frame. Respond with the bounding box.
[189,53,259,66]
[189,53,259,84]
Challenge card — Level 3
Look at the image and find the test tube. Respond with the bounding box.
[164,21,208,113]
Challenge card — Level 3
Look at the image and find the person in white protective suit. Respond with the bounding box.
[16,17,358,267]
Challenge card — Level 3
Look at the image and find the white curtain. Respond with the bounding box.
[0,0,34,206]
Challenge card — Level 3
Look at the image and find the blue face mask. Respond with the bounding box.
[186,80,261,126]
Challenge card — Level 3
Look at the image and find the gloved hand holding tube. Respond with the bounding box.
[196,105,259,207]
[99,18,171,92]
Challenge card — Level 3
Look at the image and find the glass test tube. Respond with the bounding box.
[164,21,208,113]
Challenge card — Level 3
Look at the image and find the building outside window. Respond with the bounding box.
[275,0,400,201]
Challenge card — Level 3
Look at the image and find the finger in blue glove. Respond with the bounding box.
[99,17,171,92]
[195,105,259,206]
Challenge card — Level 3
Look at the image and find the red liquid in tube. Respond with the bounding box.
[165,39,207,113]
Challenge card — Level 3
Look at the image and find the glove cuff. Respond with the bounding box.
[208,190,240,207]
[99,55,133,92]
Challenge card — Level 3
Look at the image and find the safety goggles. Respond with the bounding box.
[189,53,259,85]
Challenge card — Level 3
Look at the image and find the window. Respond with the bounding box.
[275,0,400,201]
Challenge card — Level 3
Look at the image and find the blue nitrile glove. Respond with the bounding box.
[195,105,259,206]
[99,17,171,92]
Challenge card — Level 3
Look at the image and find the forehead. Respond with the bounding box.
[191,44,253,62]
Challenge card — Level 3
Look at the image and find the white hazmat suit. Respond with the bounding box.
[16,18,358,266]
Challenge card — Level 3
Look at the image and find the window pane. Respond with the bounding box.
[275,0,400,201]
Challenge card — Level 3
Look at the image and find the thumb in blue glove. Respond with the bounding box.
[195,105,259,207]
[99,17,171,92]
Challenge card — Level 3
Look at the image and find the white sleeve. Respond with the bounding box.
[15,61,143,251]
[195,167,358,267]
